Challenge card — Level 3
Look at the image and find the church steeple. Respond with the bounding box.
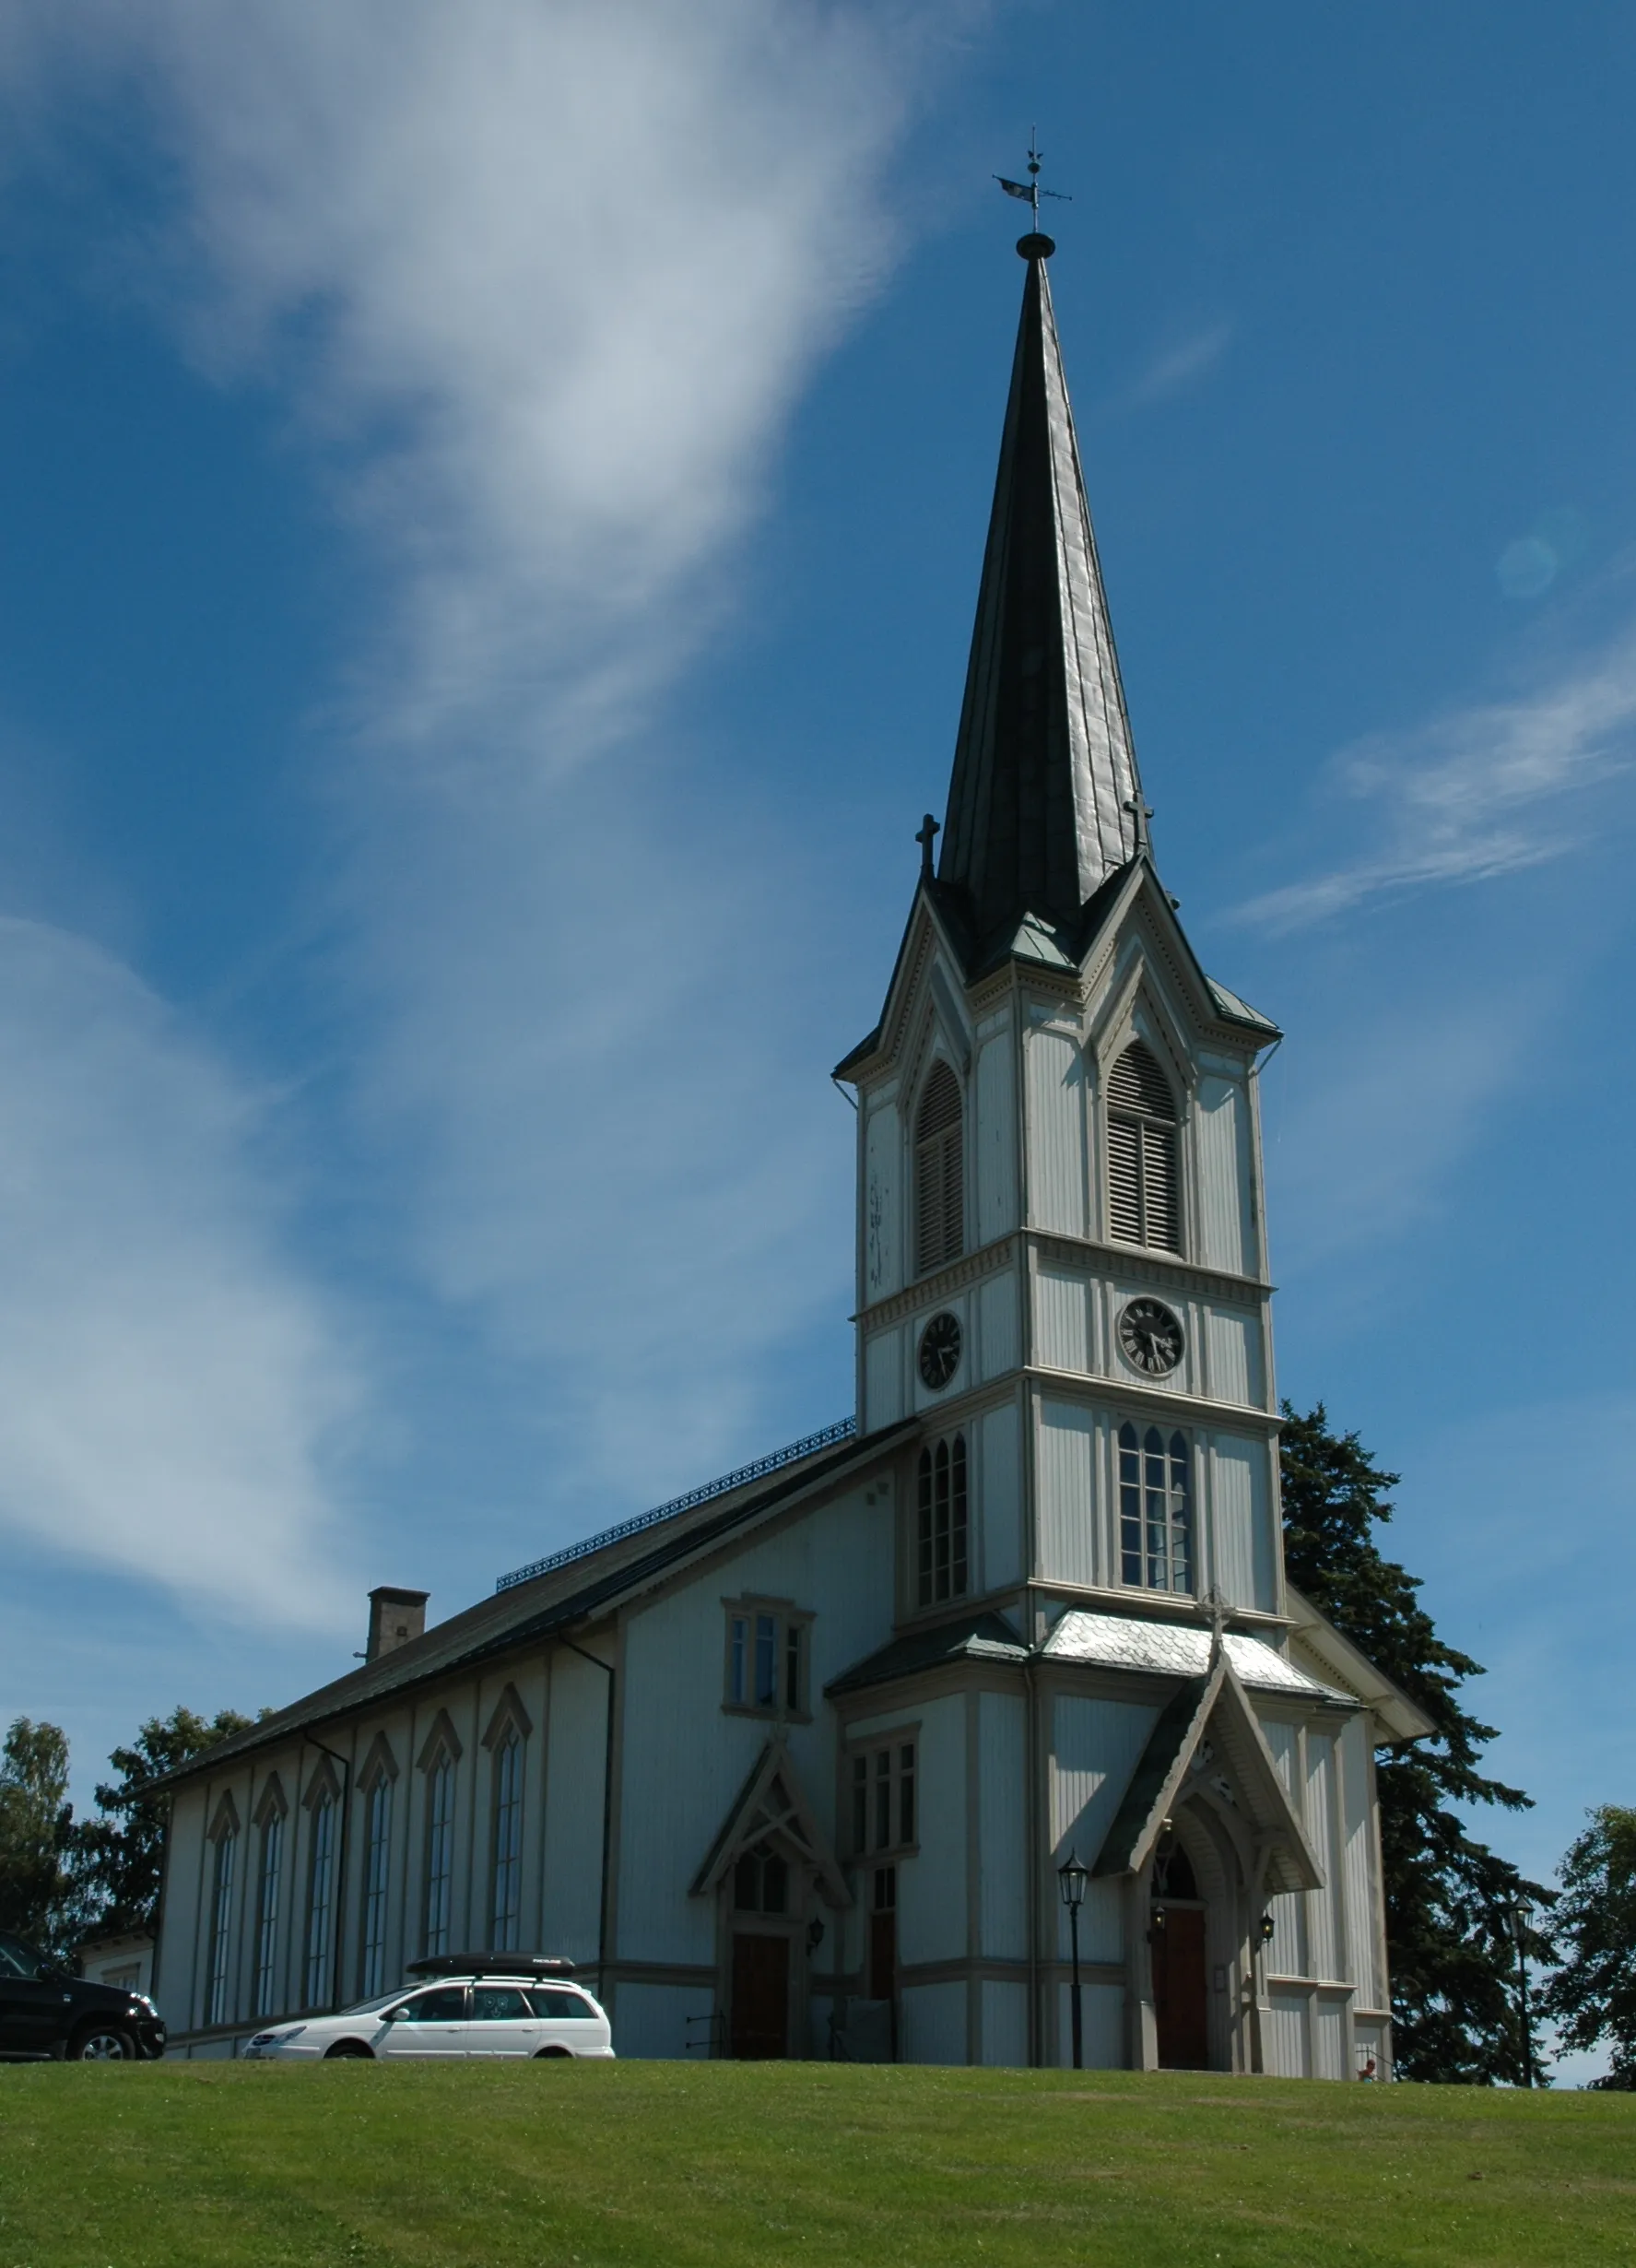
[938,234,1146,951]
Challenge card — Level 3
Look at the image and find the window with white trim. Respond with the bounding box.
[303,1790,335,2010]
[916,1435,969,1606]
[252,1807,283,2019]
[1106,1040,1181,1252]
[489,1731,524,1952]
[1119,1421,1194,1594]
[422,1752,454,1959]
[914,1060,964,1275]
[206,1818,236,2026]
[724,1601,809,1717]
[359,1776,392,1997]
[850,1738,916,1858]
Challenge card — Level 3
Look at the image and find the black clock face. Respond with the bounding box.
[918,1311,962,1391]
[1118,1297,1183,1377]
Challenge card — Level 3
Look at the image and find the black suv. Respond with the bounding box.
[0,1931,167,2061]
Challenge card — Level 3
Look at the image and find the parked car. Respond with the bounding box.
[0,1930,167,2061]
[244,1956,614,2061]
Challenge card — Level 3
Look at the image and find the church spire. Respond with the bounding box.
[938,233,1146,951]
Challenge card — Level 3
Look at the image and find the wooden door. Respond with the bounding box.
[1152,1908,1209,2070]
[730,1933,790,2060]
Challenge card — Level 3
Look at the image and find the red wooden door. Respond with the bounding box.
[1153,1908,1209,2070]
[730,1933,790,2060]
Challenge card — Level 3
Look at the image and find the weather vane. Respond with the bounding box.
[995,130,1071,235]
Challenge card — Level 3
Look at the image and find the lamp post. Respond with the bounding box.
[1057,1849,1089,2070]
[1507,1895,1535,2089]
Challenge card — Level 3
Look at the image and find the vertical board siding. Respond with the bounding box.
[542,1652,607,1967]
[975,1032,1018,1244]
[1034,1262,1091,1374]
[1313,1991,1349,2082]
[612,1982,718,2061]
[900,1695,967,1966]
[902,1979,968,2067]
[1036,1400,1097,1588]
[865,1328,902,1430]
[979,1402,1022,1590]
[1208,1435,1275,1612]
[1340,1716,1380,2008]
[1050,1695,1159,1957]
[864,1101,900,1302]
[1025,1026,1089,1237]
[1194,1076,1249,1275]
[1265,1989,1312,2078]
[1259,1717,1309,1978]
[1056,1981,1125,2069]
[1303,1731,1339,1981]
[1205,1309,1262,1408]
[981,1979,1030,2067]
[977,1693,1028,1957]
[979,1269,1019,1379]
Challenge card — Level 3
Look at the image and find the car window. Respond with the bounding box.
[469,1986,533,2022]
[0,1934,44,1979]
[527,1989,593,2020]
[396,1987,467,2023]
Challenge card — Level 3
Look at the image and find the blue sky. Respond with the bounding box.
[1,4,1631,2069]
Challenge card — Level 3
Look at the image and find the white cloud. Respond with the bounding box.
[1240,602,1636,932]
[0,916,359,1627]
[0,2,959,1532]
[1124,319,1233,407]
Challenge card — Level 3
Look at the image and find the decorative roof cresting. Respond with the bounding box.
[938,199,1146,951]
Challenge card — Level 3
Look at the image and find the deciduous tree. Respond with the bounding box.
[0,1718,83,1954]
[1541,1805,1636,2089]
[74,1705,258,1938]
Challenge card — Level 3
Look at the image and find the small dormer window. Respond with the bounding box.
[915,1060,964,1276]
[1106,1040,1181,1252]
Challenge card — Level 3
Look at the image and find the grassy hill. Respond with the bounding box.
[1,2060,1631,2267]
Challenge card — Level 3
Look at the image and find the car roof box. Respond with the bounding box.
[404,1952,578,1979]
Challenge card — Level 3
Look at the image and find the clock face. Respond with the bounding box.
[1118,1297,1184,1377]
[918,1311,962,1391]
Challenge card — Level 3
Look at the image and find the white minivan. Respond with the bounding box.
[244,1957,614,2061]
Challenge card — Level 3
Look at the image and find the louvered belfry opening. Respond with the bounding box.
[1106,1039,1181,1252]
[914,1060,964,1276]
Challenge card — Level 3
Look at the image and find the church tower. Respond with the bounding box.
[836,226,1284,1643]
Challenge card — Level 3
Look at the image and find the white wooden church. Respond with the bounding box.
[153,227,1429,2075]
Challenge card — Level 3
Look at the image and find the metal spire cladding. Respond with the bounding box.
[938,235,1146,953]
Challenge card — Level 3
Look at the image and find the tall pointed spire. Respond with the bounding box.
[938,237,1145,950]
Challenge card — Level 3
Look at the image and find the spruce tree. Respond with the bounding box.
[1279,1403,1549,2084]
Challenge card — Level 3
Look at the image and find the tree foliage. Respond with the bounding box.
[1279,1403,1549,2085]
[0,1718,84,1955]
[1541,1805,1636,2089]
[74,1705,258,1939]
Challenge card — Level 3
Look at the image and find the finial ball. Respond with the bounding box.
[1016,231,1056,261]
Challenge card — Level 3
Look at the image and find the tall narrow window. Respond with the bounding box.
[423,1754,454,1958]
[914,1060,964,1275]
[1106,1040,1181,1252]
[916,1434,969,1606]
[490,1731,524,1952]
[724,1602,808,1716]
[359,1778,392,1998]
[206,1824,236,2026]
[253,1812,283,2018]
[303,1791,335,2009]
[1119,1422,1194,1593]
[851,1741,918,1857]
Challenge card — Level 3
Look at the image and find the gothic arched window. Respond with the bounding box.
[359,1774,393,1998]
[1119,1422,1193,1594]
[914,1060,964,1276]
[1106,1040,1181,1252]
[916,1434,969,1606]
[206,1812,237,2028]
[303,1789,336,2009]
[422,1750,455,1960]
[489,1730,524,1953]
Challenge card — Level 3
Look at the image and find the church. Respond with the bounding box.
[151,223,1429,2076]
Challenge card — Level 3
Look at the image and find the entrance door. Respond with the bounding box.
[730,1933,790,2059]
[1152,1908,1209,2069]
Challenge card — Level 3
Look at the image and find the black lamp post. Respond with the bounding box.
[1057,1848,1089,2070]
[1507,1895,1535,2089]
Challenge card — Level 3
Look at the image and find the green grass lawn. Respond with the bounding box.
[1,2061,1631,2268]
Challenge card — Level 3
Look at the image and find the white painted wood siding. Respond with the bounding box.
[864,1326,902,1430]
[975,1029,1018,1244]
[1034,1261,1092,1374]
[1036,1399,1097,1588]
[981,1979,1029,2066]
[1024,1023,1089,1236]
[1050,1695,1160,1964]
[1339,1714,1382,2010]
[541,1648,609,1968]
[902,1979,967,2065]
[1194,1074,1252,1276]
[899,1694,968,1966]
[864,1099,901,1303]
[978,1268,1019,1378]
[979,1401,1022,1590]
[1055,1980,1125,2068]
[1207,1434,1276,1612]
[977,1693,1027,1958]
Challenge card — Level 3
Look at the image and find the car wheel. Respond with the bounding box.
[323,2040,375,2060]
[71,2025,137,2061]
[533,2046,572,2059]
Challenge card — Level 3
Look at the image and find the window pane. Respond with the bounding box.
[207,1831,235,2026]
[305,1796,335,2009]
[399,1987,465,2023]
[899,1744,916,1848]
[360,1779,392,1998]
[734,1852,759,1910]
[254,1815,283,2018]
[875,1750,891,1849]
[470,1987,531,2022]
[785,1623,801,1711]
[755,1614,777,1707]
[950,1435,968,1598]
[917,1450,934,1607]
[762,1854,788,1915]
[729,1616,747,1705]
[852,1756,867,1854]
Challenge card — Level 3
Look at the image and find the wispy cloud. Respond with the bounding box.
[0,917,359,1628]
[0,2,962,1570]
[1124,319,1233,408]
[1240,599,1636,931]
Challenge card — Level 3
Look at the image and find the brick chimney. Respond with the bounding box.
[366,1587,430,1663]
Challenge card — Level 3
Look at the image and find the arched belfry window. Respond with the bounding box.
[914,1060,964,1277]
[1106,1040,1181,1253]
[916,1435,969,1606]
